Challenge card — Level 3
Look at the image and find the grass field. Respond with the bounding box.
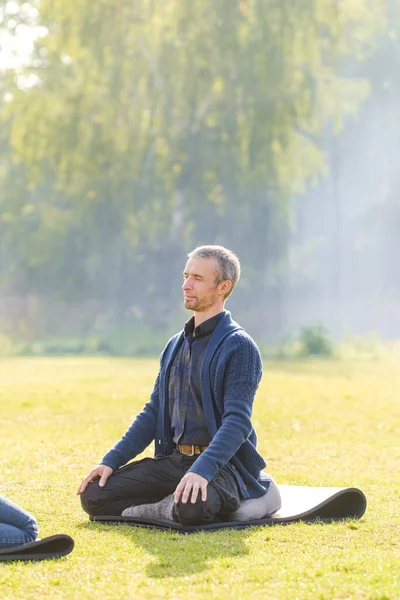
[0,357,399,600]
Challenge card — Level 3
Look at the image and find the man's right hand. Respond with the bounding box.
[76,464,113,495]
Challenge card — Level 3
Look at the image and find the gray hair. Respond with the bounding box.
[187,245,241,299]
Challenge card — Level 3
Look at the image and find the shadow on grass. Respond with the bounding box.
[78,520,254,578]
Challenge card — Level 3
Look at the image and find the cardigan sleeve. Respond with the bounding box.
[187,332,263,482]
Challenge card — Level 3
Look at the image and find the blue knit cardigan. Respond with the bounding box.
[101,311,270,499]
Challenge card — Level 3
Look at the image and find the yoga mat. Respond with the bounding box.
[0,534,74,562]
[90,485,367,533]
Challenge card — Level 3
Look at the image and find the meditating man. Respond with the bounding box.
[77,245,281,525]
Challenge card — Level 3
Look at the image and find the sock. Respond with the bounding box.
[121,494,175,521]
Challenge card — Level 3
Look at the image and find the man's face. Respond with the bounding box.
[182,256,223,312]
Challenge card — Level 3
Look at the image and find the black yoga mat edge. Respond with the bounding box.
[0,534,74,562]
[90,486,367,533]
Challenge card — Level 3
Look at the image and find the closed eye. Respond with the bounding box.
[183,273,203,281]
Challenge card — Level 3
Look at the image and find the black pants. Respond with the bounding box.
[80,450,241,525]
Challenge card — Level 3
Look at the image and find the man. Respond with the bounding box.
[78,245,280,525]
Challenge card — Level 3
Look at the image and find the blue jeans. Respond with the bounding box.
[0,494,38,548]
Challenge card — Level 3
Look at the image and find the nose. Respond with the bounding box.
[182,278,192,291]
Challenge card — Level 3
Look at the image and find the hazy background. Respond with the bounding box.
[0,0,399,356]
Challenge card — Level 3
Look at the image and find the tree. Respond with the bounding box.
[0,0,387,339]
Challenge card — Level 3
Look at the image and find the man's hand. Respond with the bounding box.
[174,472,208,504]
[76,464,113,495]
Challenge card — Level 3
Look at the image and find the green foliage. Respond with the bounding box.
[298,323,333,356]
[258,336,302,360]
[336,333,397,360]
[0,0,388,335]
[259,324,337,359]
[0,328,168,357]
[258,324,334,359]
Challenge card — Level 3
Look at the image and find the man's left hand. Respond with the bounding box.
[174,472,208,504]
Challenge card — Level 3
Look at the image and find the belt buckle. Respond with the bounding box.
[188,444,196,456]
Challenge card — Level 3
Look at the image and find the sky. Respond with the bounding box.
[0,1,46,71]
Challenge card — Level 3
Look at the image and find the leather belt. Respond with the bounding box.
[176,444,208,456]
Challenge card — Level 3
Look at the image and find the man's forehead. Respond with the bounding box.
[184,256,218,274]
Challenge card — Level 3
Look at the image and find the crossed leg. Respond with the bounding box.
[80,451,241,525]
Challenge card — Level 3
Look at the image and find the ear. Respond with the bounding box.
[218,279,232,297]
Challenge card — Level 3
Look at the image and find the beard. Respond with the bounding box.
[184,290,218,312]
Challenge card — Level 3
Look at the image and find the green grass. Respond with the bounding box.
[0,357,399,600]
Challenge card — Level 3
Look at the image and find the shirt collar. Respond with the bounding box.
[184,311,226,339]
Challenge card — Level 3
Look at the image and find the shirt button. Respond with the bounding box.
[242,484,247,491]
[231,464,236,470]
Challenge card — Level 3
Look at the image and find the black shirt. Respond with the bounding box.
[169,311,225,445]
